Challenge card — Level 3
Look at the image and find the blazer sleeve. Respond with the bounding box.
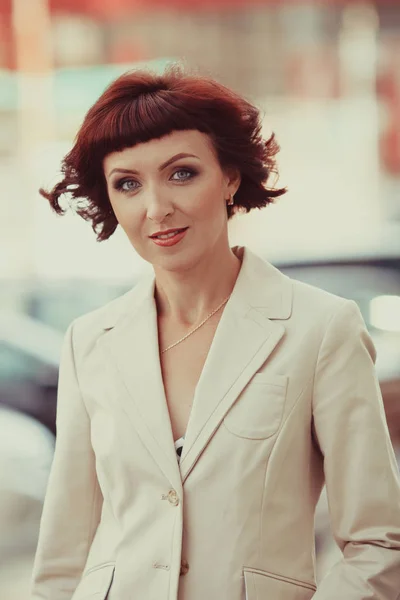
[312,299,400,600]
[30,321,102,600]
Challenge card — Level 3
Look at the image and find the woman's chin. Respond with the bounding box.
[150,247,206,275]
[153,255,195,274]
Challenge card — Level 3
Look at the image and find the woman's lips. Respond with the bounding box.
[150,228,188,247]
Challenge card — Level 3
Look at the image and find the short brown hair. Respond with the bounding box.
[41,64,287,241]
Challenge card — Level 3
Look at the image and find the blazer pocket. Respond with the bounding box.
[223,375,288,439]
[72,563,115,600]
[243,567,316,600]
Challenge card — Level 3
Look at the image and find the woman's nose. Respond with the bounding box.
[146,190,174,222]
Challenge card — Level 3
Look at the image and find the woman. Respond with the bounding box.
[31,65,400,600]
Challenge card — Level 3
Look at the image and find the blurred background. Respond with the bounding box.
[1,0,400,597]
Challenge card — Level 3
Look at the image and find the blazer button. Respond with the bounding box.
[167,489,180,506]
[180,559,189,576]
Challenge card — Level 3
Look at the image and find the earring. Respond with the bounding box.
[227,193,234,206]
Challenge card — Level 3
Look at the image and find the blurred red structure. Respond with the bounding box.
[286,47,341,99]
[49,0,400,13]
[2,0,400,19]
[377,41,400,176]
[379,78,400,176]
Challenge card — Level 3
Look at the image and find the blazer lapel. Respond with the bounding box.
[97,277,182,492]
[179,246,292,483]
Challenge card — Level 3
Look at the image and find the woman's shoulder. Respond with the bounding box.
[243,247,349,322]
[288,274,348,316]
[272,268,363,348]
[251,250,350,324]
[282,271,360,339]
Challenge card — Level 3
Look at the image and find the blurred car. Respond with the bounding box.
[0,311,62,435]
[0,314,61,597]
[0,406,55,559]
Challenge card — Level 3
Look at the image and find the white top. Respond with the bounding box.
[174,436,185,463]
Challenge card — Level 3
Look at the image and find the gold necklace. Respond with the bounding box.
[161,293,231,354]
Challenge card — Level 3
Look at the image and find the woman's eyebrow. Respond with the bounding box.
[108,152,200,177]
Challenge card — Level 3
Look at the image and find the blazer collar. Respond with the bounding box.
[228,245,292,320]
[100,245,292,333]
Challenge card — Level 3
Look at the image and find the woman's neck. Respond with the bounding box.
[153,246,242,327]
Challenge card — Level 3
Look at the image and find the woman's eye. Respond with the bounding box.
[171,168,195,182]
[115,179,139,192]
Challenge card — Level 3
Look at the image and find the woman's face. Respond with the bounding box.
[103,129,239,272]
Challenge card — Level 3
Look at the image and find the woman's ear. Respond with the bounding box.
[224,167,241,197]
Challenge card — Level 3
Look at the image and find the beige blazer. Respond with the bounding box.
[31,246,400,600]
